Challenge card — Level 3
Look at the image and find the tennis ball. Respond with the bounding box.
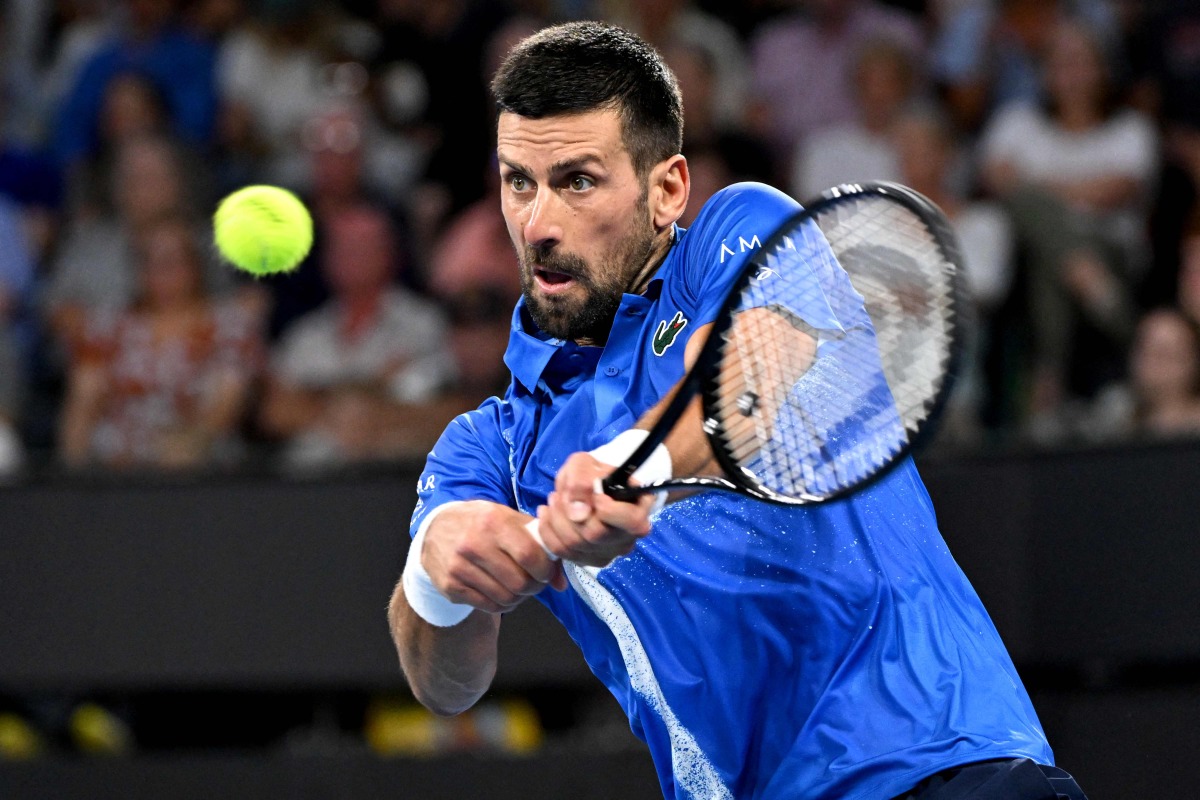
[213,185,313,276]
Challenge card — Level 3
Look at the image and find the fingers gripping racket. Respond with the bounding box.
[529,181,964,554]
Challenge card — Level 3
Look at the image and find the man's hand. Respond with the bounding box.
[422,501,567,614]
[535,452,656,568]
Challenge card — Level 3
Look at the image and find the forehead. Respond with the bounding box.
[496,108,629,170]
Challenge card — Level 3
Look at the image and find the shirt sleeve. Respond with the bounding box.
[675,181,843,334]
[978,104,1031,170]
[675,182,801,326]
[1109,111,1159,185]
[409,398,515,539]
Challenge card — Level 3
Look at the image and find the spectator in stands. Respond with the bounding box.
[372,0,513,231]
[0,194,38,362]
[0,193,32,477]
[68,69,171,215]
[260,205,459,469]
[1069,308,1200,442]
[660,38,774,203]
[980,18,1157,415]
[426,163,521,401]
[792,37,918,201]
[52,0,218,171]
[931,0,1116,134]
[1179,225,1200,328]
[58,215,261,470]
[894,106,1016,439]
[45,134,225,351]
[748,0,923,181]
[215,0,329,184]
[0,94,63,264]
[262,101,413,339]
[1,0,114,144]
[601,0,749,133]
[1133,0,1200,307]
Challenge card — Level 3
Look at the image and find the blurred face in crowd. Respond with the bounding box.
[138,220,205,309]
[894,113,951,193]
[1179,234,1200,324]
[1131,310,1200,402]
[323,208,395,297]
[100,72,165,145]
[113,138,185,226]
[497,108,669,344]
[853,43,915,130]
[1044,22,1107,111]
[305,109,365,202]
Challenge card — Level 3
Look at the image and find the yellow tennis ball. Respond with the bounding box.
[213,185,313,276]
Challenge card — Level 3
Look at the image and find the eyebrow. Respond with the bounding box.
[498,155,604,178]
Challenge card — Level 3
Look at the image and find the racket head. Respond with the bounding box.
[689,181,965,505]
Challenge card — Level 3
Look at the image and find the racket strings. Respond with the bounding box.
[708,194,957,500]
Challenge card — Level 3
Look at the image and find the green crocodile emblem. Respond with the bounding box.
[652,311,688,356]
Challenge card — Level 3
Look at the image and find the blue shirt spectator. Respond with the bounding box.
[52,16,217,168]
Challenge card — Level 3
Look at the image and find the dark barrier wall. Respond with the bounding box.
[2,441,1200,797]
[4,443,1200,687]
[0,471,592,690]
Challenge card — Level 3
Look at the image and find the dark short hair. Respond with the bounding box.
[490,21,683,177]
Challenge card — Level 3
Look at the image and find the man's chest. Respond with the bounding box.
[504,285,700,506]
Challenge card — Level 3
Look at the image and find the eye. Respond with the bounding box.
[569,175,595,191]
[508,174,529,192]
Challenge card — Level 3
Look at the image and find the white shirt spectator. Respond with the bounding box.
[273,287,456,404]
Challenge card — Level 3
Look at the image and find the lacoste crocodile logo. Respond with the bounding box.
[652,311,688,356]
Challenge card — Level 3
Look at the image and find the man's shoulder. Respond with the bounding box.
[437,394,514,455]
[280,303,338,345]
[677,182,799,258]
[699,181,794,214]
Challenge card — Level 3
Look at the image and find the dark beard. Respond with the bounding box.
[520,250,624,343]
[519,213,657,344]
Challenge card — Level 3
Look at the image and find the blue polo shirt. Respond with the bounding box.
[411,182,1052,799]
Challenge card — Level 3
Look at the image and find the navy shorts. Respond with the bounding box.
[892,758,1089,800]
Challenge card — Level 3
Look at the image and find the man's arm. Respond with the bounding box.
[388,586,501,716]
[538,313,817,561]
[389,500,565,715]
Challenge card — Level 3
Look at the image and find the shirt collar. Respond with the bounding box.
[502,225,680,393]
[504,300,562,393]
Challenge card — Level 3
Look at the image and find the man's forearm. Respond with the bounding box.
[388,582,501,716]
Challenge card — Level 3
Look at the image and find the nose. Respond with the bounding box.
[523,187,564,251]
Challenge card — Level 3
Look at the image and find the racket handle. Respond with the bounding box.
[524,519,560,562]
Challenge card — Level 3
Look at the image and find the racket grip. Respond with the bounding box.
[524,519,560,562]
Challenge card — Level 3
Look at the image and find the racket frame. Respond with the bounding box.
[601,181,966,506]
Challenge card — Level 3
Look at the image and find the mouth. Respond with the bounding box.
[533,268,578,295]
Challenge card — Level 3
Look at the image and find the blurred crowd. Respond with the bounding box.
[2,0,1200,480]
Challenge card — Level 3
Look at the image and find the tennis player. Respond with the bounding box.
[389,21,1087,800]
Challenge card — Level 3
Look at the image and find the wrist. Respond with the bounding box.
[402,503,474,627]
[590,429,672,490]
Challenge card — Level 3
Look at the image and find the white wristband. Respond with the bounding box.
[590,428,673,486]
[402,503,474,627]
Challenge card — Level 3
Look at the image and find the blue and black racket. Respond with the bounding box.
[527,177,965,565]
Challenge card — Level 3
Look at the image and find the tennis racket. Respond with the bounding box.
[533,180,964,547]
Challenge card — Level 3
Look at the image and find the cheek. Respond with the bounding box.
[500,201,527,241]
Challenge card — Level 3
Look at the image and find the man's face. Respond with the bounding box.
[497,108,657,343]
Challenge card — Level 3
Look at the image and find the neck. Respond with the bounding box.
[340,290,384,338]
[1056,100,1100,131]
[626,227,675,297]
[148,296,203,321]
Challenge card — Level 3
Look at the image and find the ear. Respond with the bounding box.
[648,154,690,232]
